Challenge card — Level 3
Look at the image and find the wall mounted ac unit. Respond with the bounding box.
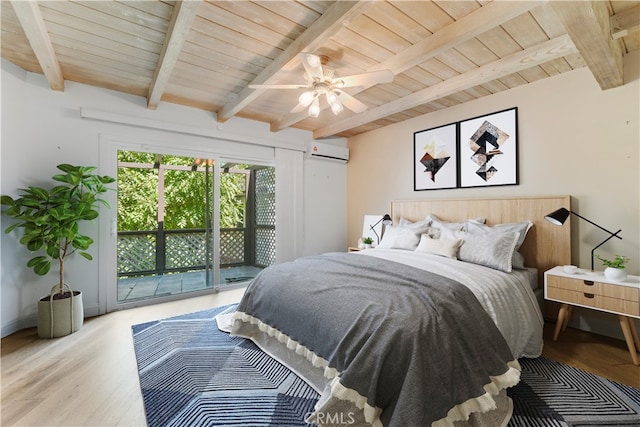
[306,142,349,163]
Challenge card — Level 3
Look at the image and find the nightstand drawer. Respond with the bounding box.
[547,275,639,302]
[547,287,640,316]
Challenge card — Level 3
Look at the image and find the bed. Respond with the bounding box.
[228,196,571,427]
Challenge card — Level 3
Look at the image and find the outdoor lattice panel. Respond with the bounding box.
[255,167,276,267]
[256,228,275,267]
[118,235,155,274]
[166,233,208,269]
[221,229,244,265]
[255,168,276,226]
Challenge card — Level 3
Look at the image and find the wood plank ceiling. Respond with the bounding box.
[2,1,639,139]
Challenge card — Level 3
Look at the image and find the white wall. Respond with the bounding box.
[0,60,347,337]
[302,157,348,256]
[347,51,640,339]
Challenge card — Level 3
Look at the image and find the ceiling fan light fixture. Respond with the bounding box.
[306,54,321,68]
[308,98,320,118]
[253,53,390,118]
[298,90,315,107]
[330,98,343,115]
[326,90,339,106]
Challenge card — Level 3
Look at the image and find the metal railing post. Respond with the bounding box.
[156,222,165,275]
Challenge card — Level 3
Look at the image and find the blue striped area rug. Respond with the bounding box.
[132,304,640,427]
[508,357,640,426]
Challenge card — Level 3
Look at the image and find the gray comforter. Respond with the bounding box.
[231,252,520,427]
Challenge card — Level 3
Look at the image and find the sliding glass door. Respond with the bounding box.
[115,150,275,305]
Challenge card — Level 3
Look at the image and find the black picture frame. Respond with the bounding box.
[413,122,458,191]
[458,107,518,188]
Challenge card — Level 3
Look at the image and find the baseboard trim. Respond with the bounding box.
[1,303,101,338]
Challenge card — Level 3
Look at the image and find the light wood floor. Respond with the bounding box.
[1,288,246,427]
[541,322,640,389]
[2,291,639,426]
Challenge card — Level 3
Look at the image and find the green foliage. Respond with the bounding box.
[1,164,115,293]
[117,166,158,230]
[219,172,246,228]
[362,236,374,245]
[595,254,629,269]
[164,169,205,229]
[116,151,248,231]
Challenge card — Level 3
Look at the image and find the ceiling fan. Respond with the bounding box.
[249,53,394,118]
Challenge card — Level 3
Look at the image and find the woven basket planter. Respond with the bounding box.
[37,284,84,339]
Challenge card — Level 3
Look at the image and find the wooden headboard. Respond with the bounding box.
[391,196,572,287]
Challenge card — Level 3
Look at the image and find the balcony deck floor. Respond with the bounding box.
[117,265,262,303]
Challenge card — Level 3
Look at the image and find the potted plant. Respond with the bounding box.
[1,164,115,338]
[362,236,374,249]
[595,254,630,281]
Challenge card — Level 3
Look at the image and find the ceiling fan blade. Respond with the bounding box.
[338,91,368,114]
[334,69,394,88]
[290,102,308,113]
[300,53,324,82]
[249,84,307,89]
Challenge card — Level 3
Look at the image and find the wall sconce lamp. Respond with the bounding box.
[370,214,392,244]
[544,207,622,271]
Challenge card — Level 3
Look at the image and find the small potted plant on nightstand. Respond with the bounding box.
[596,254,629,281]
[362,236,373,249]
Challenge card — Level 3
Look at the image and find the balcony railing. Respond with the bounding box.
[117,226,271,277]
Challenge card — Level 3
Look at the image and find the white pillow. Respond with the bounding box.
[458,231,521,272]
[415,234,463,259]
[377,225,421,250]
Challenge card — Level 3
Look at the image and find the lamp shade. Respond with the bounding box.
[544,208,570,226]
[382,214,392,225]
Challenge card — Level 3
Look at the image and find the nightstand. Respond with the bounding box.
[544,266,640,365]
[347,247,361,252]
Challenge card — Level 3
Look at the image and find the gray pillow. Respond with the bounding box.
[458,231,521,272]
[465,220,533,269]
[398,217,431,229]
[427,214,486,239]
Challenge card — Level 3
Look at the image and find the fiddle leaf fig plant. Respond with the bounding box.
[1,164,115,295]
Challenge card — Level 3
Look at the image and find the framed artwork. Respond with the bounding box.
[413,122,458,191]
[459,107,518,188]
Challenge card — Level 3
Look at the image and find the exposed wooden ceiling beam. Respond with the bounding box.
[10,0,64,91]
[550,0,623,90]
[314,34,577,139]
[271,0,544,132]
[216,1,373,123]
[611,4,640,40]
[147,0,201,110]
